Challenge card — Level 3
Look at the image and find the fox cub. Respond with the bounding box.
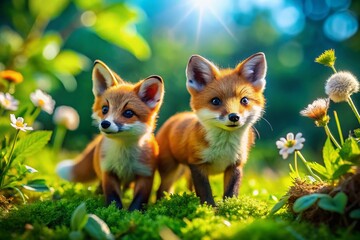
[156,53,267,206]
[57,60,164,211]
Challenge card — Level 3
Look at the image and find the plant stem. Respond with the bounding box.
[347,96,360,124]
[294,151,300,178]
[333,111,344,145]
[324,124,341,149]
[330,65,337,73]
[53,125,67,154]
[29,107,41,125]
[296,151,323,182]
[0,130,20,188]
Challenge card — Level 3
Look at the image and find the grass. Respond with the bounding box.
[0,148,359,239]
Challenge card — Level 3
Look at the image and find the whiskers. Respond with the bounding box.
[253,126,260,139]
[253,116,272,139]
[260,116,273,131]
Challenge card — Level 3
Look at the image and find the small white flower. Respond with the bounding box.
[53,106,80,130]
[0,92,19,111]
[30,89,55,114]
[10,114,33,132]
[276,133,305,159]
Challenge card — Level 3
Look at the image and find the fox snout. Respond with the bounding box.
[99,119,122,133]
[228,113,240,123]
[101,120,111,129]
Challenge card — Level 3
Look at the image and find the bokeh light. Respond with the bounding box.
[324,11,358,41]
[273,6,305,35]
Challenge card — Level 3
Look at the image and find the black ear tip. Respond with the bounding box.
[93,60,107,68]
[147,75,163,83]
[188,54,202,63]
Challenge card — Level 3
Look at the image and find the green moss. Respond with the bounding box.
[217,196,269,221]
[1,187,359,239]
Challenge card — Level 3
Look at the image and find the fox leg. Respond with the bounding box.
[128,175,154,211]
[189,164,215,206]
[223,164,242,199]
[102,171,122,209]
[156,159,182,200]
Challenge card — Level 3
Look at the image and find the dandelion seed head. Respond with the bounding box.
[325,71,359,102]
[53,106,80,130]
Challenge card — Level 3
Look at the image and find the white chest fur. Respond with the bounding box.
[100,138,152,183]
[201,127,249,175]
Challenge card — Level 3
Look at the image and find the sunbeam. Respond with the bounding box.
[172,0,236,45]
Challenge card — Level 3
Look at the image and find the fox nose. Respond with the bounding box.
[101,120,111,129]
[228,113,240,123]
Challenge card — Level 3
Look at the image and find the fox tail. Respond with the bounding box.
[56,136,101,182]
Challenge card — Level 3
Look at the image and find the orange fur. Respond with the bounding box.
[57,60,164,211]
[156,53,267,205]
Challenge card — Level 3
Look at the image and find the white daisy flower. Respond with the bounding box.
[53,106,80,130]
[10,114,33,132]
[0,92,19,111]
[276,133,305,159]
[30,89,55,114]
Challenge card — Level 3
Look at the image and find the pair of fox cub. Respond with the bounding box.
[57,52,267,211]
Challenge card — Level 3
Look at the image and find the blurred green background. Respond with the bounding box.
[1,0,359,169]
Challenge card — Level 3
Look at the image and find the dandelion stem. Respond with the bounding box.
[0,130,20,188]
[333,111,344,145]
[324,125,341,149]
[296,151,323,182]
[347,96,360,124]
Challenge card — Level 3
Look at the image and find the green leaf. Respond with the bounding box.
[307,162,331,180]
[354,128,360,138]
[69,231,85,240]
[13,131,52,161]
[71,202,88,231]
[22,179,50,192]
[269,195,289,215]
[293,193,329,213]
[8,186,26,203]
[74,0,102,10]
[52,50,90,75]
[331,164,353,180]
[318,192,347,214]
[84,214,114,240]
[322,138,340,174]
[29,0,70,19]
[25,165,38,173]
[92,4,151,60]
[350,209,360,219]
[339,137,360,162]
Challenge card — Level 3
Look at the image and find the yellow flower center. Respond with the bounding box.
[4,99,10,106]
[285,140,296,148]
[16,121,24,128]
[38,99,45,107]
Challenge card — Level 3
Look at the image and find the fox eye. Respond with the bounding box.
[241,97,249,105]
[123,109,134,118]
[211,97,221,106]
[102,106,109,115]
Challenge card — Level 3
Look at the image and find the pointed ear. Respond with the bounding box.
[186,55,219,93]
[92,60,122,96]
[138,75,164,109]
[237,52,267,91]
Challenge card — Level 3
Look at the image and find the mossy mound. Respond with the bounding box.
[287,173,360,229]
